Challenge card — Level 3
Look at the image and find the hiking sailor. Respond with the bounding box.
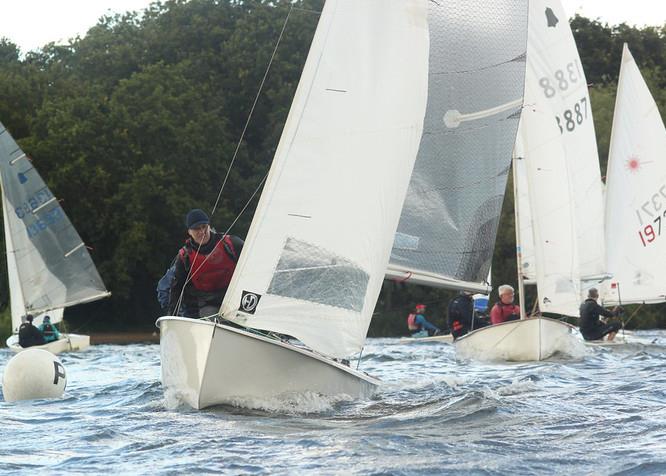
[167,209,244,318]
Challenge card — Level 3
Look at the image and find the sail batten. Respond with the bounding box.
[389,0,529,290]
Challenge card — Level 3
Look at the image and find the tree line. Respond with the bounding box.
[0,1,664,340]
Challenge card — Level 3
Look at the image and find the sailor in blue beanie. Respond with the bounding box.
[185,209,210,229]
[164,209,244,318]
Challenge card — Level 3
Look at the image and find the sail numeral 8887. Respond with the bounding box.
[638,211,666,247]
[555,97,587,134]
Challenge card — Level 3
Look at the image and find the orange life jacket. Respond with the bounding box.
[407,313,419,331]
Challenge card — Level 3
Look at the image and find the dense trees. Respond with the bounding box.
[0,2,664,339]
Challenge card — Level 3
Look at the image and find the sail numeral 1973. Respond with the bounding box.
[638,212,666,247]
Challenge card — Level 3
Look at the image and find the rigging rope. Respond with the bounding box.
[173,5,297,316]
[209,4,294,218]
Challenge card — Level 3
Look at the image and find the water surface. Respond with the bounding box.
[2,331,665,475]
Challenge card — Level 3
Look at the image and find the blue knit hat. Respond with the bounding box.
[185,209,209,229]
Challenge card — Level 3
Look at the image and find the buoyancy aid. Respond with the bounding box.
[179,235,238,292]
[407,313,419,331]
[42,323,56,338]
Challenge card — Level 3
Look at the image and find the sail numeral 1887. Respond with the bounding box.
[555,97,587,134]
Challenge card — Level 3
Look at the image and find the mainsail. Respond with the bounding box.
[517,0,607,316]
[387,0,529,293]
[602,44,666,305]
[220,0,430,358]
[0,122,110,332]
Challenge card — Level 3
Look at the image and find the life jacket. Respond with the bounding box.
[179,235,238,292]
[42,323,56,338]
[407,313,419,331]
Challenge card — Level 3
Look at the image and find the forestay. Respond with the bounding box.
[517,0,606,316]
[0,122,110,326]
[387,0,528,293]
[602,45,666,305]
[220,0,429,358]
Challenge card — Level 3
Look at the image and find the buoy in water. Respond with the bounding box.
[2,349,67,402]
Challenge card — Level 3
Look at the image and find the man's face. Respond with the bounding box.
[188,224,211,245]
[500,290,514,304]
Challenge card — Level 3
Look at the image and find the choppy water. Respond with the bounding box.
[2,330,666,475]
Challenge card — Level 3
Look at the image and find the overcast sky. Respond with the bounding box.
[1,0,665,53]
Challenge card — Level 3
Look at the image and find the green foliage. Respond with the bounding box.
[0,306,9,344]
[0,4,664,333]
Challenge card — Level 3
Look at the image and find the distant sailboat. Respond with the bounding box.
[0,122,111,353]
[157,0,431,410]
[601,44,666,309]
[455,0,602,361]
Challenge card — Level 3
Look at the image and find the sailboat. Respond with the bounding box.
[601,45,666,317]
[0,122,111,354]
[454,0,604,361]
[157,0,432,410]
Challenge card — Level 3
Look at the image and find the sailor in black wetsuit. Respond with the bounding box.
[18,314,46,348]
[447,292,489,340]
[579,288,623,341]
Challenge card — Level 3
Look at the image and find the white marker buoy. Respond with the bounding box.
[2,349,67,402]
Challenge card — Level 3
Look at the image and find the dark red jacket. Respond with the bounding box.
[490,302,521,325]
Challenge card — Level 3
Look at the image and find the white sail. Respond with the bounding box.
[220,0,429,359]
[386,0,528,293]
[3,190,26,332]
[518,0,606,316]
[3,194,64,332]
[602,44,666,305]
[0,122,110,323]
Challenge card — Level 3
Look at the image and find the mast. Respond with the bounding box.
[512,153,527,320]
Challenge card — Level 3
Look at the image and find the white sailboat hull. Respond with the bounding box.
[454,317,579,361]
[6,333,90,354]
[157,317,380,410]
